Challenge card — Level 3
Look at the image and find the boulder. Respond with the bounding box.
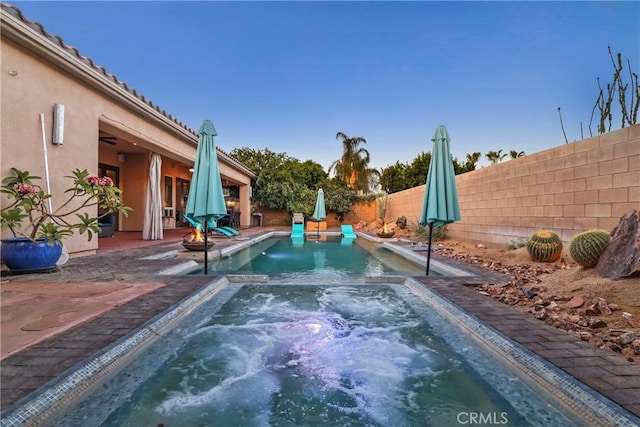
[596,210,640,280]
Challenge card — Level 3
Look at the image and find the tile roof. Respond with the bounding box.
[1,2,255,177]
[1,2,195,136]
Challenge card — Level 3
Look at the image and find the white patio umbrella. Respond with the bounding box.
[143,152,164,240]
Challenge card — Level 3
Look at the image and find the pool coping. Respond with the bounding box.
[1,231,640,423]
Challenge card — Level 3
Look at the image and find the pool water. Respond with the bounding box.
[196,236,427,279]
[56,284,581,426]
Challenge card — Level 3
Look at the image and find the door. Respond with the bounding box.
[176,177,190,227]
[98,163,120,231]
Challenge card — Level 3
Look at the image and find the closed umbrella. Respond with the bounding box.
[312,188,326,239]
[143,152,163,240]
[419,125,461,275]
[185,120,227,274]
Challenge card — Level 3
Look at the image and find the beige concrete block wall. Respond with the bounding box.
[386,125,640,247]
[339,200,377,226]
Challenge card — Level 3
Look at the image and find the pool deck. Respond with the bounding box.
[1,227,640,422]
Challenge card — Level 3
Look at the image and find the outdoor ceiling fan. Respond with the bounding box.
[98,136,117,145]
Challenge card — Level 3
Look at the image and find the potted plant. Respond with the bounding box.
[1,167,131,272]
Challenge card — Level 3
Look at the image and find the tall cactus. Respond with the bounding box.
[526,230,563,262]
[569,229,610,268]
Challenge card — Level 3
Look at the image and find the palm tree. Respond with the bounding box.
[485,149,508,165]
[464,152,482,170]
[509,150,525,159]
[329,132,377,194]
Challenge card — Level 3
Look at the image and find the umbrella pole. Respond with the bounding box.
[204,221,208,275]
[426,223,433,275]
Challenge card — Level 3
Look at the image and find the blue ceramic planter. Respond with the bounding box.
[1,237,62,273]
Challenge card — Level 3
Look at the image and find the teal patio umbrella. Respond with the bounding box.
[312,188,326,238]
[419,125,461,275]
[185,120,227,274]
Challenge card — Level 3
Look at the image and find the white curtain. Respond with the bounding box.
[143,152,164,240]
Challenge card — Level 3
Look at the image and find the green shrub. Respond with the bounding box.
[411,220,446,243]
[507,238,527,250]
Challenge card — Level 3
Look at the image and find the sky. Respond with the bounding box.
[10,1,640,170]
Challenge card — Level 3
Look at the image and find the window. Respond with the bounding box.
[164,176,173,208]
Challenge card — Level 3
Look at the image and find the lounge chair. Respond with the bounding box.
[219,225,240,236]
[291,222,305,238]
[291,235,305,246]
[292,212,304,224]
[341,224,357,239]
[185,216,234,238]
[341,236,355,245]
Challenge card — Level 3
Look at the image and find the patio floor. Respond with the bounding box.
[1,226,639,422]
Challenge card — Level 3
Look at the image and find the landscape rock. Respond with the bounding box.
[596,210,640,279]
[622,347,635,360]
[562,296,584,309]
[588,318,607,329]
[596,298,612,315]
[624,312,640,328]
[585,304,599,316]
[619,331,637,345]
[579,331,593,341]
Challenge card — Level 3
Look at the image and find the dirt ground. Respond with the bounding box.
[435,239,639,319]
[432,237,640,363]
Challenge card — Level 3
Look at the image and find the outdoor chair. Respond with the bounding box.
[185,216,234,238]
[231,211,240,229]
[341,224,357,239]
[98,213,115,238]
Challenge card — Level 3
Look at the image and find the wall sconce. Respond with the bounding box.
[52,104,64,145]
[188,166,194,172]
[117,153,127,163]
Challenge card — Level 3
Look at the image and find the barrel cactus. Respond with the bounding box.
[526,230,563,262]
[569,229,610,268]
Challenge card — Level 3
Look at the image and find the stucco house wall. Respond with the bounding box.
[384,125,640,246]
[0,4,255,256]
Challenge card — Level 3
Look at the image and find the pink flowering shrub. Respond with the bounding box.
[1,168,132,245]
[13,183,37,196]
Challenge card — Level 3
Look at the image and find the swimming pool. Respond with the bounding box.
[192,235,428,279]
[3,235,637,426]
[45,281,590,426]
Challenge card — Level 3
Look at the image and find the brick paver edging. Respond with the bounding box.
[413,275,640,420]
